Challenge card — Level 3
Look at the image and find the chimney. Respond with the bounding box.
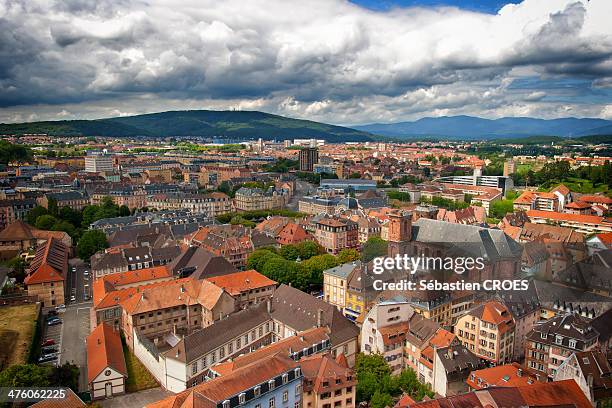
[317,309,324,328]
[267,298,272,314]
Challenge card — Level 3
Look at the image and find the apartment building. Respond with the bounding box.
[121,279,237,347]
[206,269,277,309]
[314,217,358,255]
[85,154,114,173]
[147,192,232,217]
[234,187,289,211]
[147,353,302,408]
[455,301,515,365]
[526,210,612,234]
[554,349,612,406]
[301,353,356,408]
[0,198,37,230]
[514,191,560,212]
[37,190,90,211]
[323,262,361,310]
[361,300,415,375]
[525,313,599,380]
[431,344,483,397]
[24,237,69,308]
[191,224,277,269]
[299,196,342,215]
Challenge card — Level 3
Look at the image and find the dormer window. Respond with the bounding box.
[541,333,547,339]
[269,380,275,390]
[239,393,246,404]
[555,335,563,345]
[282,374,288,384]
[223,401,230,408]
[569,339,577,349]
[254,386,261,397]
[294,368,301,377]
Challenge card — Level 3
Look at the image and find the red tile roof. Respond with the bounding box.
[205,269,276,296]
[579,195,612,205]
[30,388,85,408]
[466,363,539,390]
[86,323,127,383]
[24,238,68,285]
[526,210,608,225]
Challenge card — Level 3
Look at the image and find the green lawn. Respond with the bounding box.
[122,341,159,392]
[0,304,39,370]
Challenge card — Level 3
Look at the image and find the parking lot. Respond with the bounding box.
[66,261,92,305]
[39,309,64,366]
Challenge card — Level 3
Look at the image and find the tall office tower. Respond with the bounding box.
[299,147,319,172]
[85,153,113,173]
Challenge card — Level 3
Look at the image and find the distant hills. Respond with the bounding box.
[352,116,612,140]
[2,111,611,143]
[0,110,373,143]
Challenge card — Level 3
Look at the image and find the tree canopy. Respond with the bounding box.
[76,229,108,261]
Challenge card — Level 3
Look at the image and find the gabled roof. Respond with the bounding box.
[148,353,298,408]
[30,388,85,408]
[24,238,68,285]
[86,323,127,383]
[466,363,539,390]
[0,220,33,241]
[205,269,276,296]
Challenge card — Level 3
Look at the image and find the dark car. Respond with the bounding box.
[41,339,56,347]
[47,310,58,317]
[41,346,59,355]
[38,354,57,363]
[47,318,62,326]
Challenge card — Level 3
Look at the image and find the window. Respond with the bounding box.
[295,402,300,408]
[192,363,198,375]
[556,335,563,345]
[269,380,275,390]
[269,397,275,408]
[254,386,261,397]
[295,384,301,396]
[223,401,230,408]
[283,391,288,402]
[569,339,577,349]
[239,393,246,404]
[283,373,288,384]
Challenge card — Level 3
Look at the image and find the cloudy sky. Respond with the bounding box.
[1,0,611,125]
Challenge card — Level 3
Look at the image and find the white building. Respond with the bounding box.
[86,323,127,400]
[85,154,114,173]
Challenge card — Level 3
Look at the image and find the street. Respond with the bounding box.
[60,303,91,392]
[66,260,92,304]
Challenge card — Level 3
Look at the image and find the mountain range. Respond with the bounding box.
[352,116,612,139]
[0,110,373,143]
[1,110,611,142]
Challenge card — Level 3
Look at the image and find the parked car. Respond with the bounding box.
[41,346,58,355]
[70,295,76,302]
[47,318,62,326]
[38,354,58,363]
[47,310,58,317]
[41,339,55,347]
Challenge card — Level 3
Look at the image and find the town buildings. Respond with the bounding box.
[299,147,319,172]
[234,187,289,211]
[24,237,69,308]
[86,323,128,400]
[314,217,359,255]
[454,301,515,365]
[554,349,612,406]
[525,313,599,380]
[85,153,114,173]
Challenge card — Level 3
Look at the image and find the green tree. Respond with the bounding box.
[361,237,388,263]
[76,230,108,261]
[337,248,360,264]
[26,206,49,225]
[297,241,323,260]
[247,249,280,271]
[489,199,515,219]
[370,390,393,408]
[47,198,59,216]
[35,214,58,230]
[301,254,340,287]
[280,245,300,261]
[118,205,131,217]
[0,141,32,165]
[5,256,27,282]
[59,206,82,226]
[0,364,51,387]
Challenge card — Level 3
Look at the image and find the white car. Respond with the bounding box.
[55,304,66,312]
[70,295,76,302]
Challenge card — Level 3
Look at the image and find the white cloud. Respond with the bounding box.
[0,0,610,123]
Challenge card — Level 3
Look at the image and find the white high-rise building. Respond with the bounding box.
[85,153,113,173]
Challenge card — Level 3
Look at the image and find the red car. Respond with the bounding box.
[41,339,55,347]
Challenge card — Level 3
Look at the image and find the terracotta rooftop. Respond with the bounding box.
[408,379,591,408]
[86,323,127,384]
[24,238,68,285]
[526,210,609,225]
[205,269,276,296]
[30,388,85,408]
[466,362,540,390]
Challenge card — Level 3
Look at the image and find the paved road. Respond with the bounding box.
[66,261,92,304]
[99,388,172,408]
[60,303,92,392]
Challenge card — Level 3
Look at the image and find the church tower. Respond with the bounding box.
[387,210,412,257]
